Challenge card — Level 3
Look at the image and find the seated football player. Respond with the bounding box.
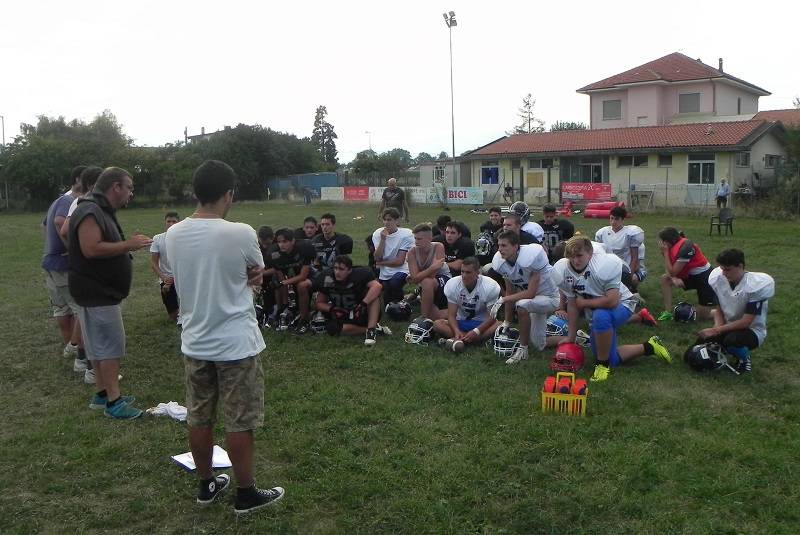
[440,221,475,277]
[311,213,353,272]
[538,204,574,264]
[551,236,672,383]
[313,255,390,346]
[656,227,716,321]
[489,231,560,364]
[501,214,538,245]
[266,228,316,333]
[294,216,321,241]
[372,208,414,304]
[480,206,504,235]
[693,248,774,374]
[433,256,501,351]
[594,206,646,291]
[509,201,544,243]
[407,224,450,321]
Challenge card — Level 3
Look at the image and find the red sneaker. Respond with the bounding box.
[639,308,657,327]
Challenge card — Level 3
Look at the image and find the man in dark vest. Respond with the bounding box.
[68,167,152,419]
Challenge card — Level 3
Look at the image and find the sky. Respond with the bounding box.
[1,0,798,164]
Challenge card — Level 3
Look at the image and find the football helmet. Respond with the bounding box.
[405,316,434,345]
[310,312,328,334]
[673,301,697,322]
[493,324,520,358]
[550,343,585,372]
[510,201,531,224]
[276,308,294,331]
[475,231,496,257]
[386,300,413,322]
[545,315,568,337]
[684,342,738,374]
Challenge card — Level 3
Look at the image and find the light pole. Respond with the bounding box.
[443,11,457,204]
[365,130,372,151]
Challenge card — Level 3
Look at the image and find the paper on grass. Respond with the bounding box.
[171,445,232,472]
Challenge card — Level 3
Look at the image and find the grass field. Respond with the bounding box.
[1,200,798,534]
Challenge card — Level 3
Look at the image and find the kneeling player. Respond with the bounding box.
[432,257,501,351]
[694,249,774,374]
[313,255,391,346]
[552,236,672,382]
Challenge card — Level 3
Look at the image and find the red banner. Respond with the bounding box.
[343,186,369,201]
[561,183,612,201]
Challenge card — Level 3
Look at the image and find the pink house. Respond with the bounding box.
[577,53,770,129]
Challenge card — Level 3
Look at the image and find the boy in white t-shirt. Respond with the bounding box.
[372,208,414,304]
[150,211,181,322]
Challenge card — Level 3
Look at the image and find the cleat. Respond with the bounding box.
[364,328,377,346]
[505,346,528,364]
[576,330,591,348]
[735,358,752,374]
[376,323,392,336]
[639,308,657,327]
[590,364,611,382]
[648,336,672,364]
[657,311,674,322]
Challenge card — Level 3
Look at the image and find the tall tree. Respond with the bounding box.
[793,96,800,109]
[550,121,588,132]
[438,151,449,160]
[507,93,545,135]
[415,152,434,165]
[311,105,338,170]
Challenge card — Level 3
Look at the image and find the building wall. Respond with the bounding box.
[627,85,663,127]
[661,81,715,120]
[590,90,628,129]
[748,132,787,184]
[714,82,759,116]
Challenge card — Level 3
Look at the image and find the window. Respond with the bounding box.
[765,155,781,168]
[735,152,750,167]
[434,165,446,181]
[602,100,622,120]
[737,97,742,115]
[679,93,701,113]
[528,158,553,169]
[688,153,715,184]
[637,116,648,126]
[658,154,672,167]
[618,155,648,167]
[481,166,499,185]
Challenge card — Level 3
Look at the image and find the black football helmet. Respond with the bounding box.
[510,201,531,224]
[405,316,434,345]
[674,301,697,322]
[386,300,412,322]
[684,342,739,374]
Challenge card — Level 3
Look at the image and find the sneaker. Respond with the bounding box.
[89,393,135,410]
[590,364,611,382]
[505,346,528,365]
[364,328,377,346]
[648,336,672,364]
[103,399,143,420]
[292,320,309,335]
[84,369,123,385]
[197,474,231,505]
[376,323,392,336]
[657,311,674,322]
[576,330,591,348]
[234,486,285,516]
[639,308,657,327]
[735,358,752,374]
[73,358,88,372]
[63,342,78,358]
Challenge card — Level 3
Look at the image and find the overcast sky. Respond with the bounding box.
[1,0,798,163]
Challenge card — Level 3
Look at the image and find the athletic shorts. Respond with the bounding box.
[160,282,179,314]
[457,319,483,332]
[683,268,717,307]
[589,303,633,367]
[184,355,265,433]
[44,270,77,317]
[75,304,126,361]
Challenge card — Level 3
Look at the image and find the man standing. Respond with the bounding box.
[716,178,731,209]
[150,212,181,322]
[378,177,410,222]
[167,160,284,515]
[311,213,354,270]
[538,204,575,263]
[68,167,151,418]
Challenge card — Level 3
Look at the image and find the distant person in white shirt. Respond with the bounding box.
[372,208,414,304]
[716,178,731,209]
[594,206,646,291]
[167,160,284,515]
[150,211,181,322]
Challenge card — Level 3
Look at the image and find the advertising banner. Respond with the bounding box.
[406,187,429,204]
[320,187,344,201]
[343,186,370,201]
[429,187,483,205]
[561,183,612,201]
[368,187,385,202]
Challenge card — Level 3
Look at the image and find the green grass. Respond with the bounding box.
[1,201,799,534]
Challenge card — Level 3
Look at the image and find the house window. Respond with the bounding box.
[528,158,553,169]
[737,97,742,115]
[618,155,648,167]
[688,153,715,184]
[679,93,701,113]
[658,154,673,167]
[764,155,780,168]
[434,165,446,181]
[602,100,622,120]
[481,166,499,185]
[735,152,750,167]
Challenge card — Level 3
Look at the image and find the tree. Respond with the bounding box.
[387,148,413,169]
[438,151,449,160]
[415,152,434,165]
[794,96,800,109]
[506,93,545,135]
[550,121,588,132]
[310,105,338,170]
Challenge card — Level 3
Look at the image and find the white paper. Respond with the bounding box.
[171,445,232,472]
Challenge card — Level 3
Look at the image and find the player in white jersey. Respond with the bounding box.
[551,236,672,382]
[433,257,501,350]
[489,231,559,364]
[594,206,646,291]
[696,248,774,374]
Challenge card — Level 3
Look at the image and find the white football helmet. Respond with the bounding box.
[405,317,434,345]
[493,324,520,358]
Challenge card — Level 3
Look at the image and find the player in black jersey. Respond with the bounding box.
[479,207,504,235]
[438,221,475,276]
[312,255,390,346]
[257,226,277,320]
[538,204,575,264]
[311,213,354,271]
[294,216,322,241]
[266,228,316,333]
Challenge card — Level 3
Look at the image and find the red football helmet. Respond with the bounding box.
[550,343,585,372]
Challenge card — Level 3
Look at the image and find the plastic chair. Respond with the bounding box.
[709,208,734,235]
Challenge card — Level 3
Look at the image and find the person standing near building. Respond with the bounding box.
[378,177,410,222]
[167,160,285,515]
[716,178,731,209]
[68,167,151,418]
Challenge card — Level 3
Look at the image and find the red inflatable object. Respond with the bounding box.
[583,201,628,219]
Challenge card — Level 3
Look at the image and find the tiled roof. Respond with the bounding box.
[577,52,769,95]
[469,121,770,157]
[753,109,800,127]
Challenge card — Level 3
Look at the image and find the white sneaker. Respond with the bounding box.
[576,330,591,348]
[63,343,78,358]
[376,324,392,336]
[505,346,528,364]
[73,358,88,372]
